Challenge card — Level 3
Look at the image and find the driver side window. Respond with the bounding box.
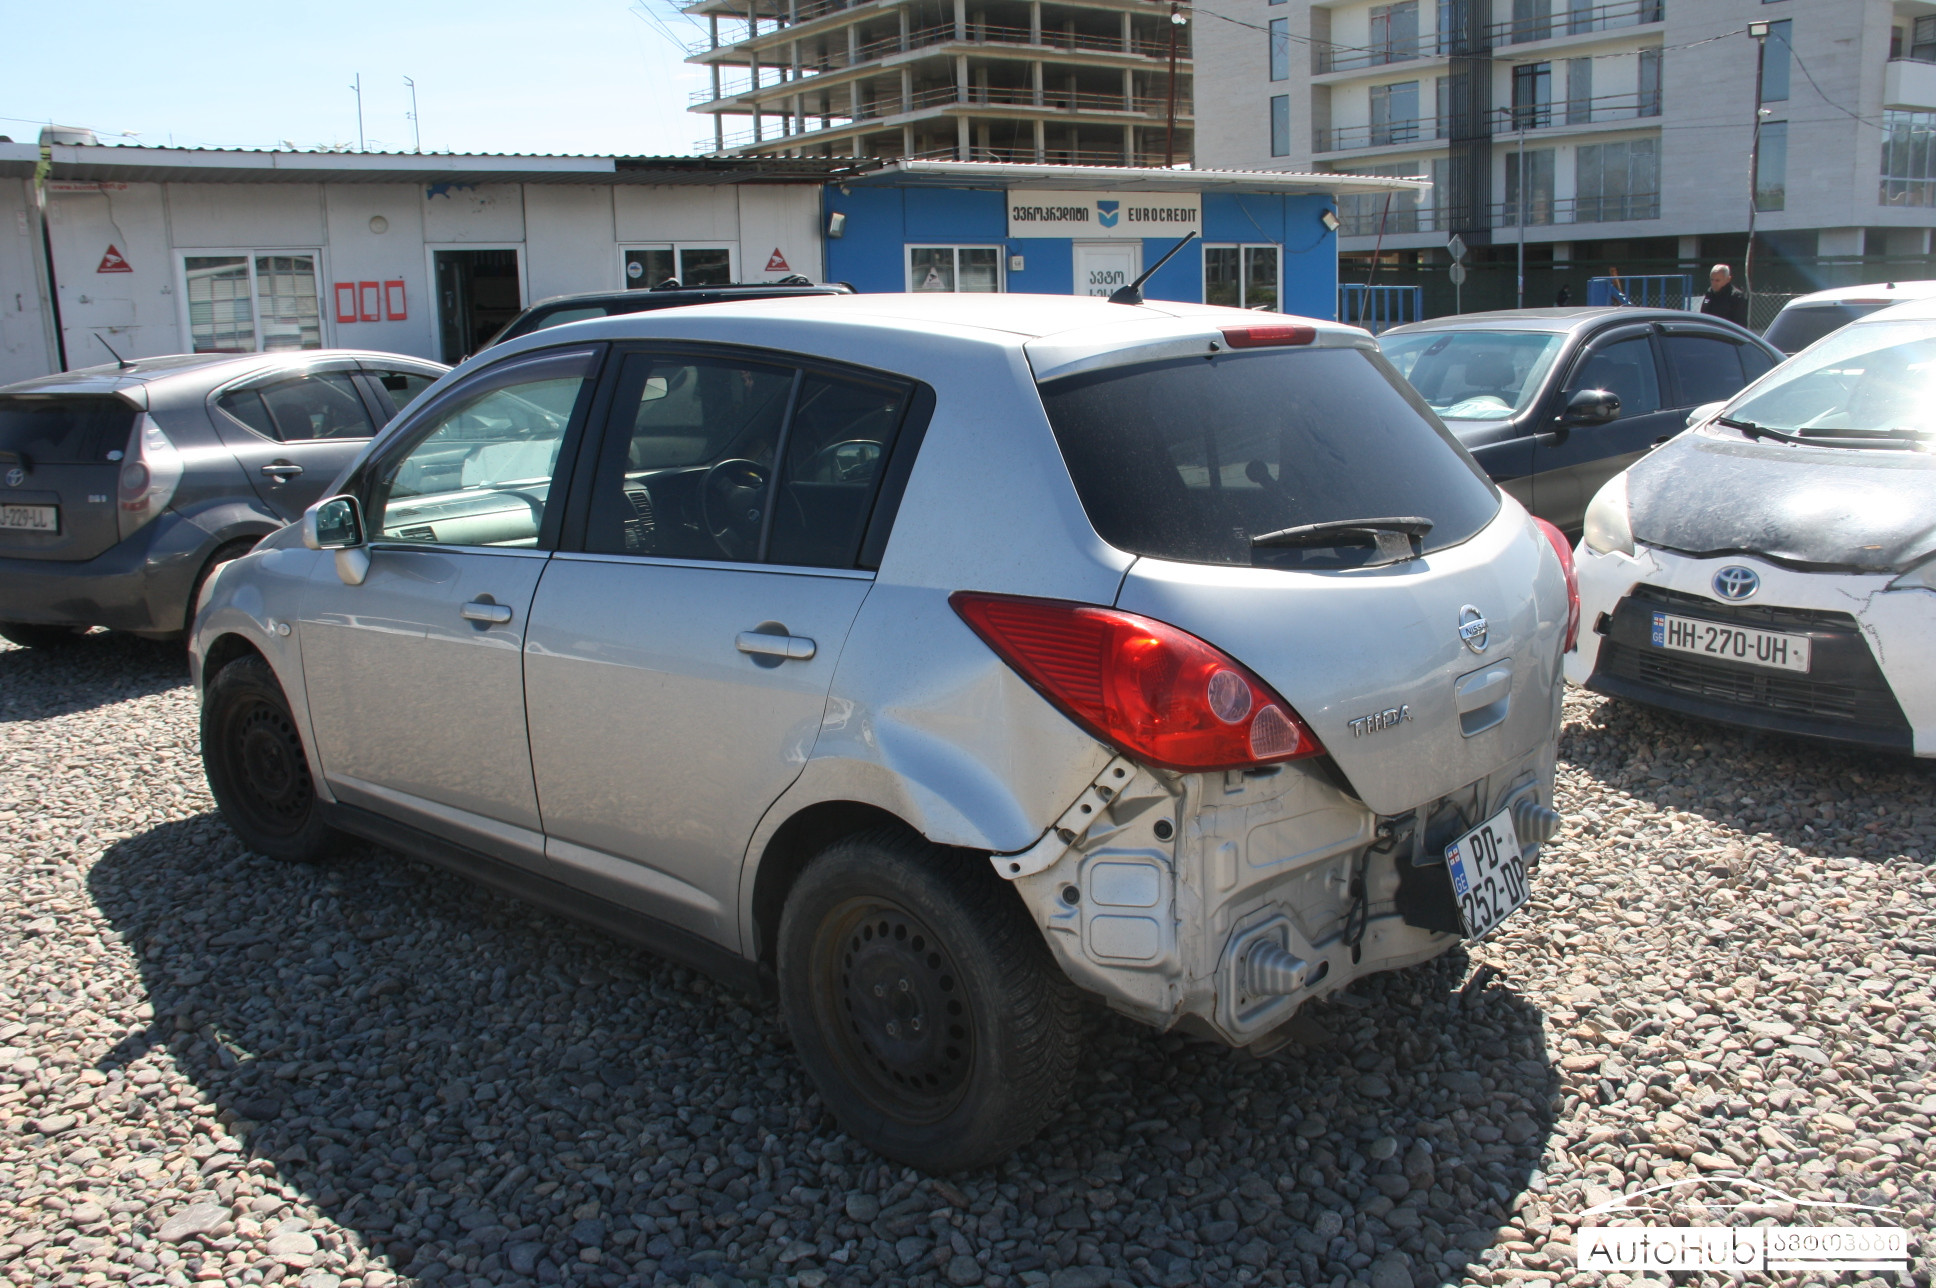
[583,350,911,569]
[368,348,595,547]
[1569,336,1661,417]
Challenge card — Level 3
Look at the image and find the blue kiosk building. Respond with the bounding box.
[821,161,1428,319]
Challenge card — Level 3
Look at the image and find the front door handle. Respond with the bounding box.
[460,599,514,625]
[261,460,304,480]
[736,631,816,660]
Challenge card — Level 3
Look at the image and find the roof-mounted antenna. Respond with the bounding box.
[1108,230,1199,306]
[94,333,133,370]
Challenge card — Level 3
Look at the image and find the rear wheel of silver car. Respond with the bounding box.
[203,654,342,863]
[778,829,1083,1173]
[0,623,89,649]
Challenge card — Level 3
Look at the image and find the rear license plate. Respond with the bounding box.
[1445,808,1528,941]
[1650,611,1810,673]
[0,504,57,533]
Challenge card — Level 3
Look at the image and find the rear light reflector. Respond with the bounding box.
[1533,517,1580,652]
[1220,324,1316,349]
[950,592,1324,772]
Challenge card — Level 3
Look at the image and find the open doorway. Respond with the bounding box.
[434,248,521,362]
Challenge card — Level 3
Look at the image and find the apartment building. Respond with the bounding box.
[1196,0,1936,310]
[684,0,1193,166]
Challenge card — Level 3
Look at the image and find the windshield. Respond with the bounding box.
[1762,302,1889,355]
[1722,319,1936,447]
[1377,329,1567,421]
[1038,346,1500,571]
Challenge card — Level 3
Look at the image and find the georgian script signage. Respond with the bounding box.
[1006,190,1201,240]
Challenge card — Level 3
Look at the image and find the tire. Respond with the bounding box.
[777,827,1084,1173]
[183,539,259,637]
[202,654,343,863]
[0,623,89,649]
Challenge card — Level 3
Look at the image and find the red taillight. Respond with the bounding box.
[1220,324,1316,349]
[950,592,1324,772]
[1533,517,1580,653]
[117,460,151,511]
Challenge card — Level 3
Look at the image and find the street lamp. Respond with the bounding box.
[1744,21,1771,305]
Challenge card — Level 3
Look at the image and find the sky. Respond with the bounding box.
[4,0,710,157]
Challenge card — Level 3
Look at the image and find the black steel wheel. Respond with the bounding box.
[202,654,342,863]
[778,828,1083,1173]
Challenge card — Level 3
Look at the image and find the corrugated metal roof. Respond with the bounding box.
[0,142,875,186]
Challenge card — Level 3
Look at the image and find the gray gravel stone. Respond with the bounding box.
[2,633,1934,1287]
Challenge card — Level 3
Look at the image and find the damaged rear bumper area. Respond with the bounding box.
[996,748,1559,1050]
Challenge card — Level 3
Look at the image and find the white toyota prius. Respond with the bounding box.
[1569,297,1936,755]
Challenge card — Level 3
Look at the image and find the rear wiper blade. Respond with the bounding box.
[1716,415,1926,450]
[1251,516,1434,563]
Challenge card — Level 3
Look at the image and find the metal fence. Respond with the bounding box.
[1747,292,1801,333]
[1586,274,1691,309]
[1339,284,1424,333]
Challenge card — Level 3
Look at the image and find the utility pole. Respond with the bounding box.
[350,73,365,151]
[1745,21,1770,308]
[405,76,421,153]
[1164,2,1185,167]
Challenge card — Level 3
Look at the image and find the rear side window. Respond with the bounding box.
[1660,334,1749,407]
[1039,347,1500,570]
[0,395,136,463]
[260,372,376,440]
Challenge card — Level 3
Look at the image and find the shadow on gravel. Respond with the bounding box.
[0,633,188,723]
[1562,694,1936,864]
[90,812,1560,1288]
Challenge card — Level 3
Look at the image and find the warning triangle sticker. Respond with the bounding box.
[921,267,944,290]
[765,247,790,272]
[97,245,132,273]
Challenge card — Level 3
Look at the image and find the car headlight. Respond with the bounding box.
[1581,472,1634,557]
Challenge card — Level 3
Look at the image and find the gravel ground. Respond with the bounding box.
[0,633,1932,1288]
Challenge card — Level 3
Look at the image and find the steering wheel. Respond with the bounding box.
[700,458,768,560]
[800,438,883,483]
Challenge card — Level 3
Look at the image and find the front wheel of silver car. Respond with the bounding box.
[202,654,343,864]
[777,828,1083,1173]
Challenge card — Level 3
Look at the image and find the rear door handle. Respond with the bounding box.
[261,461,304,479]
[736,631,816,660]
[460,599,514,625]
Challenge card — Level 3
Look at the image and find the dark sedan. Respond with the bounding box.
[1379,308,1783,535]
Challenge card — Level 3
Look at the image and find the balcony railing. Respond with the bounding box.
[1487,192,1661,225]
[1486,0,1663,47]
[691,17,1186,63]
[1315,0,1661,73]
[1315,92,1657,152]
[1333,190,1659,235]
[694,84,1184,150]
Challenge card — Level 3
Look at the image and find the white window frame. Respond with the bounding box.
[175,249,329,355]
[905,245,1006,293]
[1202,243,1282,310]
[618,243,740,289]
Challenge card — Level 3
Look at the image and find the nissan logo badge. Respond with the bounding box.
[1713,566,1759,601]
[1458,605,1488,654]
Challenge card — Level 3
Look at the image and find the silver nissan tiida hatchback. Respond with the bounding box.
[191,293,1575,1172]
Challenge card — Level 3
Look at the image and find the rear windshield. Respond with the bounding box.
[1038,346,1500,570]
[1763,303,1886,354]
[0,395,136,464]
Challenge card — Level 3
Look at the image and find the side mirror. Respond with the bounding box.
[1560,388,1621,427]
[301,495,371,586]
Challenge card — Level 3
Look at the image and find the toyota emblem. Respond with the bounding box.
[1713,566,1759,601]
[1458,605,1489,654]
[4,467,22,488]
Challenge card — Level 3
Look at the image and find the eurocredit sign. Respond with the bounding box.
[1005,189,1202,240]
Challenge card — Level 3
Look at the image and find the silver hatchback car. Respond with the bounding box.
[192,294,1574,1172]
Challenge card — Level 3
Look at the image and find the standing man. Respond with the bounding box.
[1700,264,1749,326]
